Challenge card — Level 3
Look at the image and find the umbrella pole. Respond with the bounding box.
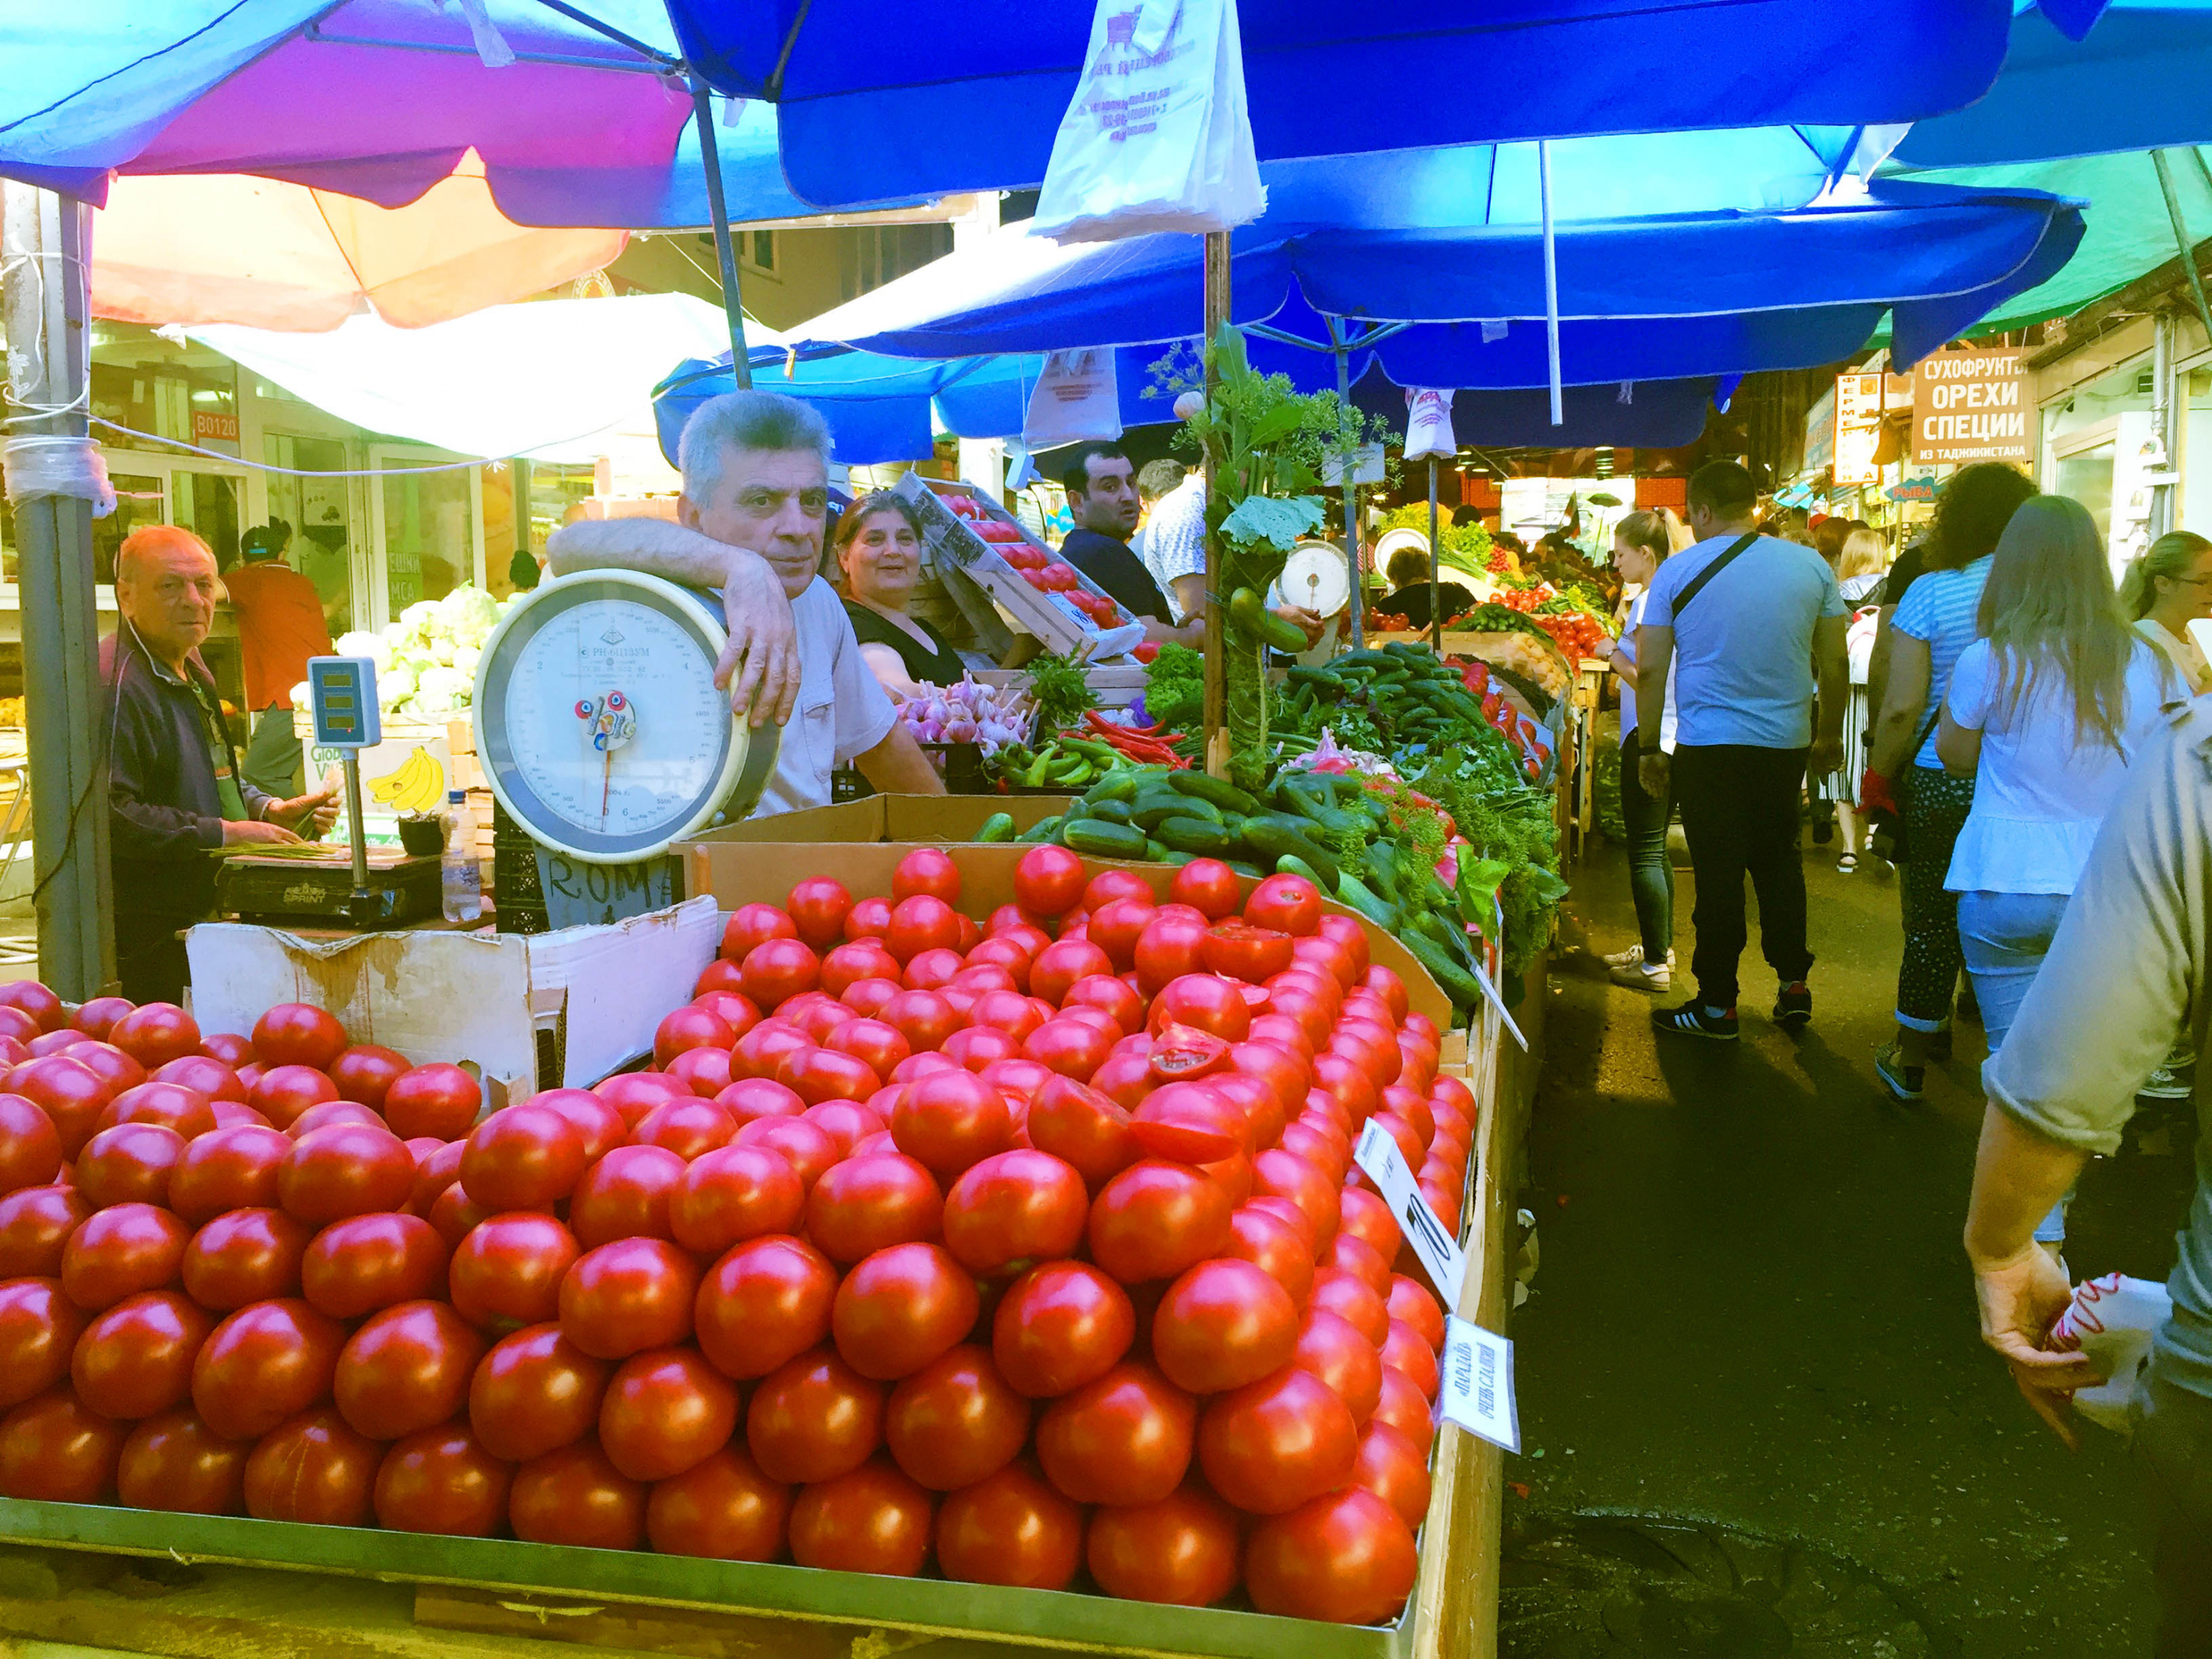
[2152,150,2212,351]
[1541,139,1562,428]
[0,184,114,997]
[689,79,754,390]
[1203,229,1230,776]
[1332,328,1363,650]
[1427,457,1442,654]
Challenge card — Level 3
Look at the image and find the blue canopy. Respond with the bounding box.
[778,178,2084,383]
[1894,0,2212,167]
[667,0,2030,209]
[1347,368,1722,451]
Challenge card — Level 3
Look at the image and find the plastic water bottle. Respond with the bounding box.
[441,789,483,923]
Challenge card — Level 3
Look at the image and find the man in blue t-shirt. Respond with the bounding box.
[1635,461,1848,1039]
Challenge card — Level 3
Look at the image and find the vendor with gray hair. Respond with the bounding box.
[547,390,942,815]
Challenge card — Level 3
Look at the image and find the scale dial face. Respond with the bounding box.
[476,571,776,863]
[1281,540,1353,619]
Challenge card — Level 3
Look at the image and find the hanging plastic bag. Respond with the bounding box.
[1023,349,1123,448]
[1032,0,1266,244]
[1404,389,1458,462]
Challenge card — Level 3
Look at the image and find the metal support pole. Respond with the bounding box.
[1201,230,1231,775]
[1332,325,1363,650]
[2152,311,2177,541]
[689,78,753,389]
[1,184,113,998]
[1427,458,1442,654]
[1540,139,1563,428]
[342,754,373,928]
[2154,150,2212,354]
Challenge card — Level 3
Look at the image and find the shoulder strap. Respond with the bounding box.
[1668,532,1761,618]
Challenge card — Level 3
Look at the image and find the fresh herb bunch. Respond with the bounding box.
[1026,652,1099,734]
[1378,504,1495,575]
[1413,761,1565,973]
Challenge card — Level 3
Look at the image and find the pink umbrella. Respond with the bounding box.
[89,155,627,332]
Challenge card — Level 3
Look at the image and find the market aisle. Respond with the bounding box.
[1505,841,2196,1656]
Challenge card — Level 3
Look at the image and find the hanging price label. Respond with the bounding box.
[1354,1117,1466,1307]
[1439,1315,1520,1453]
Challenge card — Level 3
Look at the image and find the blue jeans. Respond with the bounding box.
[1619,728,1674,962]
[1958,887,2074,1242]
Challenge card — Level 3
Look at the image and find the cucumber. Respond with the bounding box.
[1332,872,1399,931]
[1085,799,1135,827]
[1273,852,1331,891]
[1154,815,1236,857]
[1227,859,1267,879]
[1168,771,1260,815]
[1018,814,1062,844]
[1085,770,1140,806]
[974,812,1016,844]
[1144,838,1173,862]
[1366,840,1402,904]
[1403,929,1484,1012]
[1240,814,1338,888]
[1062,818,1148,860]
[1256,608,1310,653]
[1130,788,1196,831]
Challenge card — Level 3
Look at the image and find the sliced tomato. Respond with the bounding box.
[1146,1023,1230,1085]
[1200,921,1295,984]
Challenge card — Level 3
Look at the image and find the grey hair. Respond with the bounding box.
[678,391,833,502]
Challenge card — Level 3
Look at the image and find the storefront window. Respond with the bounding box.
[373,454,480,622]
[171,470,243,568]
[91,475,167,584]
[263,434,355,635]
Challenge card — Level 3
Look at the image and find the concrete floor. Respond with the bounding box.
[1506,836,2195,1655]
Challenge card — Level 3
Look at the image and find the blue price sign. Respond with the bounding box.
[306,657,382,750]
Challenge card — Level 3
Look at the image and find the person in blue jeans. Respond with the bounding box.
[1599,509,1680,991]
[1938,496,2180,1238]
[1635,462,1848,1039]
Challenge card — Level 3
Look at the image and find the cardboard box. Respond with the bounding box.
[184,897,719,1096]
[678,796,1458,1029]
[292,712,458,849]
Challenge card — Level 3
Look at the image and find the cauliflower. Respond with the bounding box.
[451,644,481,679]
[400,599,441,632]
[412,666,470,714]
[334,630,390,672]
[434,585,501,641]
[431,636,458,667]
[378,664,420,706]
[290,680,311,713]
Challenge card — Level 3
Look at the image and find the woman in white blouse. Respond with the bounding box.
[2121,529,2212,695]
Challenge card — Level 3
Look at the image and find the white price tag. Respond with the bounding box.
[1354,1118,1466,1307]
[1468,954,1529,1051]
[1439,1315,1520,1453]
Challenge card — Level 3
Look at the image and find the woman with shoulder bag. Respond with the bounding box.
[1599,511,1680,990]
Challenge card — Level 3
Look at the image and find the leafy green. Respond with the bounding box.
[1027,651,1099,734]
[1143,642,1206,735]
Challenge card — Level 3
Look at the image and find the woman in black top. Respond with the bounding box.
[835,491,967,694]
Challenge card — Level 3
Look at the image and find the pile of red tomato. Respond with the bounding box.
[0,849,1473,1630]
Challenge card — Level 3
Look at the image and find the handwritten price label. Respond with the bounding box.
[1439,1316,1520,1453]
[1354,1118,1466,1307]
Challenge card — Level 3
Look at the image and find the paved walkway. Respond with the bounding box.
[1505,838,2192,1655]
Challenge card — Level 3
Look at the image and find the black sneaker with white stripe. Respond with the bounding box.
[1652,1002,1739,1040]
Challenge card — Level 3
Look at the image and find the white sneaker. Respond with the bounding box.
[1610,959,1671,992]
[1601,945,1677,970]
[2140,1065,2194,1099]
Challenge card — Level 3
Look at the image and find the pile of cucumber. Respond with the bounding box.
[971,764,1488,1015]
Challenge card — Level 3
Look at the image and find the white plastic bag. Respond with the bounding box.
[1022,349,1123,448]
[1404,389,1458,462]
[1032,0,1266,244]
[2047,1271,2170,1431]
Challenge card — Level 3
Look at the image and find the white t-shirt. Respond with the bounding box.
[1615,588,1677,754]
[1141,473,1207,622]
[1943,637,2177,895]
[751,577,898,819]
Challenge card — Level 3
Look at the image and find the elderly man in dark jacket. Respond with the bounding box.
[104,525,335,1002]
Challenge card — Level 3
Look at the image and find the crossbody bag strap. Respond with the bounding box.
[1666,532,1761,617]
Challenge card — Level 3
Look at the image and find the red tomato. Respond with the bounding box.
[0,981,63,1033]
[61,1200,189,1310]
[1386,1275,1446,1352]
[1018,1017,1112,1084]
[182,1206,310,1310]
[882,1341,1030,1492]
[285,1100,383,1139]
[1087,1160,1232,1287]
[838,978,900,1021]
[830,1241,978,1381]
[646,1444,790,1559]
[801,1100,883,1156]
[372,1424,513,1537]
[784,1048,881,1109]
[843,895,894,942]
[961,937,1032,992]
[243,1406,381,1524]
[8,1057,108,1159]
[669,1143,803,1258]
[939,1148,1085,1277]
[788,1452,934,1575]
[695,1234,837,1380]
[1167,859,1241,920]
[599,1344,738,1481]
[745,1343,886,1484]
[690,990,762,1043]
[191,1298,346,1441]
[1293,932,1360,990]
[1245,1486,1418,1624]
[1310,1269,1391,1349]
[0,1184,89,1279]
[333,1298,484,1441]
[1315,912,1372,978]
[627,1098,734,1166]
[940,1025,1018,1072]
[935,1458,1084,1588]
[1328,1228,1394,1300]
[1151,1256,1299,1395]
[72,1121,181,1209]
[105,1079,218,1138]
[109,1002,203,1068]
[1293,1306,1382,1425]
[884,896,960,965]
[1202,920,1295,984]
[732,1022,812,1085]
[1082,899,1156,973]
[1381,1320,1440,1401]
[247,1064,338,1130]
[595,1071,688,1127]
[66,996,131,1041]
[1133,912,1211,997]
[1085,1480,1242,1605]
[1034,1360,1194,1506]
[1363,964,1412,1023]
[714,1077,804,1131]
[1249,1011,1318,1061]
[0,1277,85,1409]
[1012,844,1085,919]
[889,1066,1009,1183]
[1082,869,1152,911]
[0,1385,125,1501]
[720,902,796,962]
[1253,1147,1340,1249]
[68,1041,145,1099]
[740,938,821,1008]
[803,1152,940,1266]
[1225,1203,1316,1307]
[734,1116,839,1194]
[198,1032,255,1068]
[823,1016,911,1082]
[892,848,961,906]
[822,942,899,998]
[653,1005,734,1071]
[375,1063,479,1141]
[989,1259,1133,1399]
[1062,974,1144,1037]
[117,1405,248,1514]
[1243,874,1323,938]
[509,1436,646,1549]
[778,876,852,950]
[558,1237,698,1360]
[1197,1363,1358,1514]
[874,990,956,1055]
[319,1044,404,1112]
[23,1029,88,1059]
[468,1321,611,1463]
[276,1121,414,1227]
[1130,1080,1245,1166]
[566,1145,685,1251]
[459,1104,588,1211]
[300,1211,447,1321]
[250,1004,346,1071]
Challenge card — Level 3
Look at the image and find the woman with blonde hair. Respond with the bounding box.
[1837,526,1888,604]
[1820,528,1891,871]
[2121,528,2212,694]
[1904,496,2179,1110]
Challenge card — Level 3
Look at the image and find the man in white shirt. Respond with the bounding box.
[1636,461,1848,1039]
[546,391,942,815]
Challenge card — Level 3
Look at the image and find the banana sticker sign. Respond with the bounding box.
[1912,347,2031,465]
[304,723,454,847]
